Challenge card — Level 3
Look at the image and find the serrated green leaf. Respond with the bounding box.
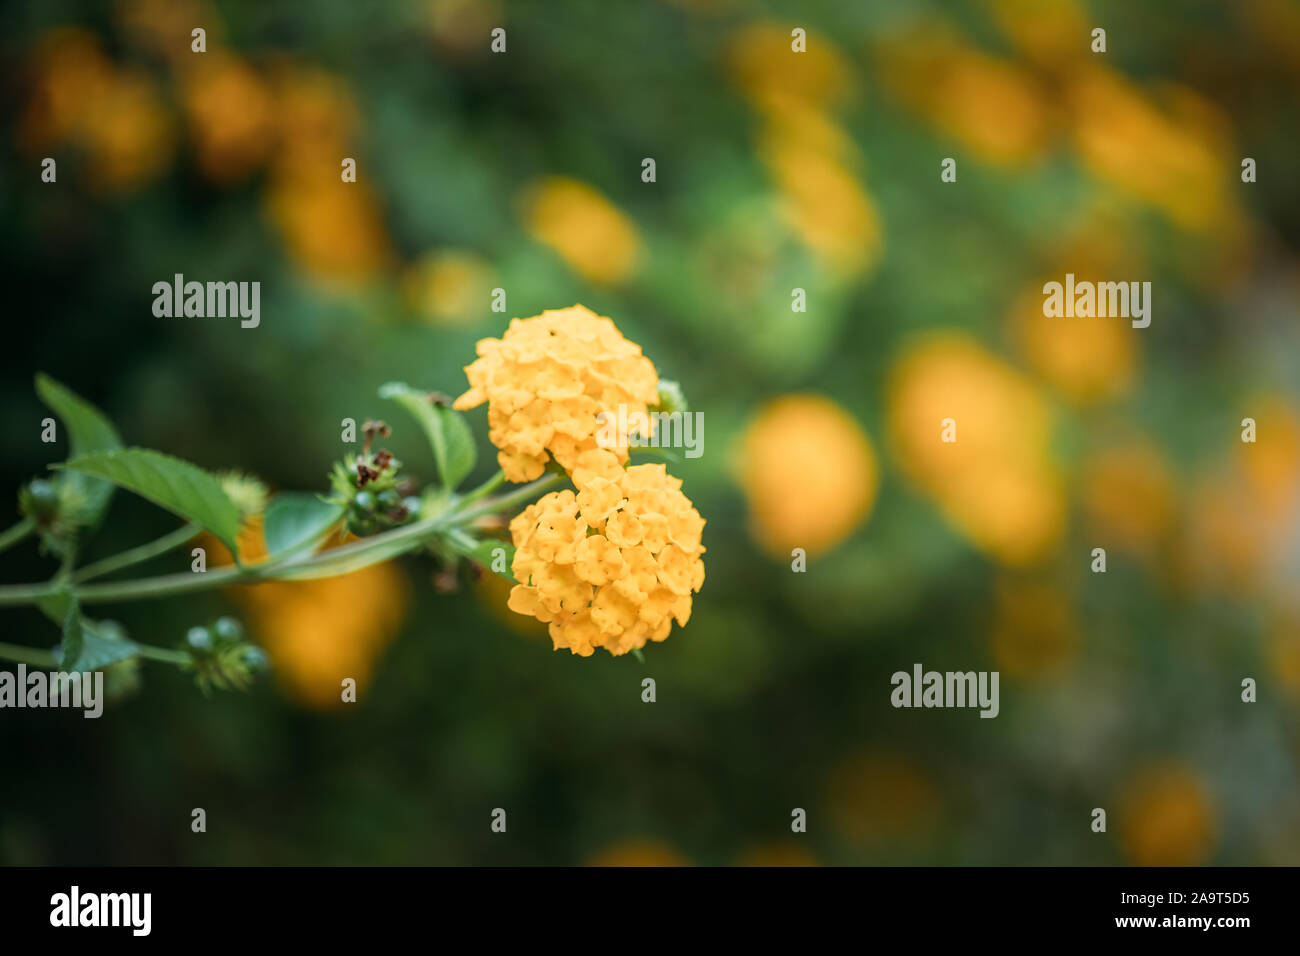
[379,382,476,490]
[264,493,344,558]
[59,599,83,670]
[35,374,123,528]
[65,623,141,671]
[55,448,243,554]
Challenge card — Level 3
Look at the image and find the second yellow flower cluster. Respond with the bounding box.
[455,306,706,657]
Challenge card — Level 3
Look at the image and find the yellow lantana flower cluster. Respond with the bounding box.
[453,305,659,482]
[506,449,705,657]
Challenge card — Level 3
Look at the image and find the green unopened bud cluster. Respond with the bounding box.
[181,616,268,694]
[18,477,94,555]
[327,440,420,537]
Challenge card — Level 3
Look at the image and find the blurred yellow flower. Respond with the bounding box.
[988,0,1089,71]
[117,0,220,66]
[205,519,411,709]
[1236,396,1300,523]
[1184,402,1300,596]
[271,65,360,163]
[1267,610,1300,698]
[1080,439,1178,559]
[1241,0,1300,71]
[825,750,940,847]
[454,305,660,481]
[402,249,496,327]
[757,122,883,280]
[735,842,818,867]
[507,455,706,657]
[428,0,504,56]
[727,22,854,115]
[1184,473,1269,594]
[887,333,1065,566]
[1009,285,1137,404]
[78,67,175,192]
[1117,763,1217,866]
[585,839,690,867]
[19,29,115,150]
[183,52,275,184]
[521,176,642,284]
[20,31,174,193]
[260,65,391,283]
[728,23,880,281]
[735,394,878,557]
[265,159,392,283]
[1010,214,1147,404]
[878,27,1051,166]
[1068,67,1237,233]
[990,575,1077,680]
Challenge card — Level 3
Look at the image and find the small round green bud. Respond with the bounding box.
[213,617,243,643]
[652,379,689,415]
[240,647,269,672]
[402,496,421,516]
[353,491,375,511]
[26,479,60,521]
[186,627,213,651]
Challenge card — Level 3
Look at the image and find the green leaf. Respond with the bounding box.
[456,536,516,583]
[55,448,243,555]
[264,493,344,558]
[35,590,75,626]
[59,599,83,670]
[35,374,123,528]
[379,382,476,490]
[66,622,140,671]
[628,445,683,465]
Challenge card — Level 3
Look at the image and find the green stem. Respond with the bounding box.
[73,523,199,582]
[0,518,35,554]
[0,473,564,608]
[456,470,507,507]
[455,472,564,524]
[0,641,58,667]
[134,644,189,666]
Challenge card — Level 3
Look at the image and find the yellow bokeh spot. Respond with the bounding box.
[735,841,818,867]
[990,575,1077,680]
[521,177,641,285]
[585,839,690,867]
[825,750,940,847]
[1080,439,1178,559]
[1010,286,1136,405]
[887,333,1065,566]
[403,249,496,327]
[183,52,275,184]
[1068,67,1236,233]
[727,22,854,115]
[736,394,878,557]
[878,27,1050,166]
[1117,763,1217,866]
